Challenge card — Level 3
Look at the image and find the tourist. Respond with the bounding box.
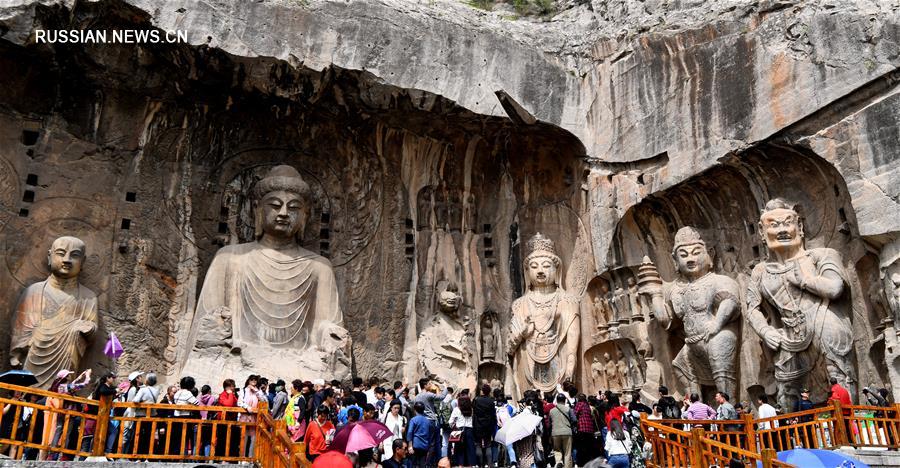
[154,385,177,455]
[715,392,740,433]
[171,376,200,457]
[305,405,335,462]
[414,381,448,461]
[363,404,378,421]
[197,384,217,457]
[364,377,379,405]
[382,439,408,468]
[605,418,632,468]
[605,394,628,427]
[495,394,518,466]
[352,377,368,406]
[829,377,853,406]
[381,401,406,462]
[863,386,888,407]
[128,373,159,457]
[548,393,574,468]
[683,393,715,426]
[271,380,289,420]
[216,379,240,458]
[472,384,497,467]
[239,377,262,457]
[448,393,476,467]
[406,402,437,468]
[573,393,599,466]
[259,377,273,408]
[338,396,362,427]
[81,373,118,456]
[46,369,91,459]
[756,395,779,430]
[629,391,652,414]
[379,389,396,420]
[285,380,308,442]
[374,386,387,415]
[656,386,681,419]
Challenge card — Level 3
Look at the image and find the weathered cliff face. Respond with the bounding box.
[1,0,899,400]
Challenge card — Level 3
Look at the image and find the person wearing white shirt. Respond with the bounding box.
[605,418,632,468]
[380,401,407,461]
[447,396,475,467]
[756,395,779,430]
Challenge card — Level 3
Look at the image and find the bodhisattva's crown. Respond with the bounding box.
[526,232,557,258]
[672,226,705,252]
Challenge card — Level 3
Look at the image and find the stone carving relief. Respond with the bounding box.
[585,339,643,394]
[507,233,581,396]
[9,236,98,388]
[638,227,741,400]
[745,199,856,411]
[180,165,352,384]
[418,282,476,389]
[479,309,500,362]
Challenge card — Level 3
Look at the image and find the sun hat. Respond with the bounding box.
[127,371,144,381]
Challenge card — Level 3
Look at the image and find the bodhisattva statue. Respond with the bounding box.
[418,283,474,388]
[10,237,98,389]
[591,355,608,391]
[616,350,630,389]
[639,227,741,398]
[183,165,351,381]
[746,198,856,409]
[507,233,580,396]
[480,311,497,361]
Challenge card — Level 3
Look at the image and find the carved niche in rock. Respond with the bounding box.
[181,165,352,384]
[639,227,741,400]
[585,339,643,394]
[9,236,99,389]
[479,310,500,362]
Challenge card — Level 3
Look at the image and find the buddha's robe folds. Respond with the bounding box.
[11,281,98,389]
[193,242,344,350]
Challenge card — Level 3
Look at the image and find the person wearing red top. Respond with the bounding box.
[216,379,240,458]
[829,377,852,406]
[305,405,335,461]
[573,395,598,466]
[605,394,628,428]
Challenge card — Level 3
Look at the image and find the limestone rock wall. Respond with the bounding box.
[1,0,899,400]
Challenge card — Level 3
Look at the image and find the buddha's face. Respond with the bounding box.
[674,243,709,279]
[48,238,85,279]
[759,208,803,254]
[603,352,610,361]
[260,190,306,239]
[527,255,557,288]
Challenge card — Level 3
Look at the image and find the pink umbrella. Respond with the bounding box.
[103,332,123,359]
[329,420,393,453]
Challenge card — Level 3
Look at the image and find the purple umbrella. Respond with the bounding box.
[104,332,123,359]
[329,420,393,453]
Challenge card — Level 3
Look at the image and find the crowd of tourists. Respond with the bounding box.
[0,368,892,468]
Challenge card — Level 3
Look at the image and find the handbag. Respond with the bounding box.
[449,430,463,443]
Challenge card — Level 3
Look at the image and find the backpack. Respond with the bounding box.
[660,397,681,419]
[437,401,453,430]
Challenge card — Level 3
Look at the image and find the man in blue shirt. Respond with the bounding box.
[406,402,436,468]
[337,395,362,427]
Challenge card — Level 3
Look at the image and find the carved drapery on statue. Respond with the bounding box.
[507,233,580,396]
[181,165,351,382]
[9,236,98,389]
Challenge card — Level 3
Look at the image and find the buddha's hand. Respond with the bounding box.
[74,320,97,335]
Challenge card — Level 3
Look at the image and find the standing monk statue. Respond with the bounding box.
[10,236,98,389]
[639,227,741,398]
[507,233,580,397]
[183,165,351,381]
[746,198,856,410]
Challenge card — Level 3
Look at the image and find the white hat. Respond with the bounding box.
[127,371,144,381]
[313,379,325,386]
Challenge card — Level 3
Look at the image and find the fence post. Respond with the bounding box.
[92,394,112,456]
[256,400,270,465]
[690,427,705,467]
[833,399,849,447]
[743,413,756,452]
[761,447,777,468]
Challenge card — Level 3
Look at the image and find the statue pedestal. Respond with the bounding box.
[180,342,350,384]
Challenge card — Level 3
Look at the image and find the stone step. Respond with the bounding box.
[837,447,900,467]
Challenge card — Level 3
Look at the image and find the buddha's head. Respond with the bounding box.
[253,165,312,242]
[438,282,461,315]
[671,226,711,280]
[759,198,804,257]
[47,236,86,280]
[603,352,611,361]
[524,232,561,290]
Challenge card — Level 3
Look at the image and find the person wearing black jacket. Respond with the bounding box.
[472,384,497,467]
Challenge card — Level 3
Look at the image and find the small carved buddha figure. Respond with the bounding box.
[10,236,98,389]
